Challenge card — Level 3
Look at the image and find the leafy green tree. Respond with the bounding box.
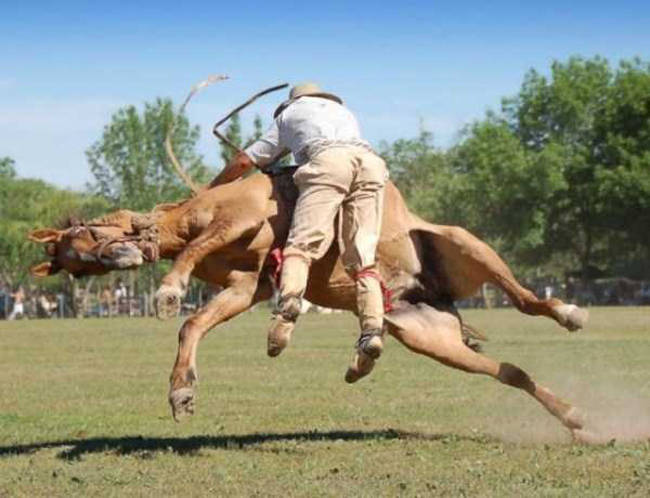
[381,128,437,197]
[380,128,459,223]
[246,114,264,147]
[86,98,211,311]
[448,117,566,271]
[219,113,243,165]
[499,57,614,276]
[87,97,209,211]
[0,156,16,179]
[0,166,109,289]
[221,113,276,168]
[595,59,650,263]
[452,56,650,278]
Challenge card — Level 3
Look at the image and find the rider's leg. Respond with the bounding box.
[339,150,389,381]
[266,254,310,356]
[267,156,351,356]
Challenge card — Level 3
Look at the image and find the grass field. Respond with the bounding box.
[1,306,649,497]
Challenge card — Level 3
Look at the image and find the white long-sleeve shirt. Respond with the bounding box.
[244,96,372,167]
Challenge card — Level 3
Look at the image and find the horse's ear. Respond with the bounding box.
[28,229,62,243]
[68,216,82,227]
[30,261,62,277]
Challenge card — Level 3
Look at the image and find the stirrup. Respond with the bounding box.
[275,293,302,322]
[355,328,383,359]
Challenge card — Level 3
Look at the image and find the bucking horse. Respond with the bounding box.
[27,80,593,441]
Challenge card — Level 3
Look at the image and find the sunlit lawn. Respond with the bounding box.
[1,306,649,497]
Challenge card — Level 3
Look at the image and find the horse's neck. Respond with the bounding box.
[150,205,195,259]
[150,174,280,258]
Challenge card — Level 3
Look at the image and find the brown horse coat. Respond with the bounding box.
[29,172,591,440]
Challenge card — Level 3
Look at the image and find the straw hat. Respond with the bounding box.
[274,82,343,118]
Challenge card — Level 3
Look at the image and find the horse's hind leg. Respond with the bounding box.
[385,303,586,434]
[169,272,271,422]
[417,223,588,331]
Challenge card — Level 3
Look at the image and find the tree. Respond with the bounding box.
[86,98,211,311]
[219,113,243,165]
[447,117,566,273]
[0,156,16,179]
[379,128,460,224]
[595,59,650,267]
[453,56,650,278]
[0,164,109,290]
[221,113,275,169]
[87,97,210,211]
[245,114,264,148]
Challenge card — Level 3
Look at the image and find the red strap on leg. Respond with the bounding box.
[267,250,310,288]
[356,268,393,313]
[267,252,393,313]
[269,248,284,287]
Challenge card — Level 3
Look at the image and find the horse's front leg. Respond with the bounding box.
[169,272,271,422]
[155,217,263,319]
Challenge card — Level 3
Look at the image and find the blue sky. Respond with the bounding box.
[1,0,648,189]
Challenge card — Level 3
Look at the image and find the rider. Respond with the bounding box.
[210,82,389,380]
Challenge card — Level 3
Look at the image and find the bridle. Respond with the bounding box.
[69,224,161,263]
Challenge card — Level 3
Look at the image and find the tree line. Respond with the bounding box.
[2,55,649,312]
[384,56,650,281]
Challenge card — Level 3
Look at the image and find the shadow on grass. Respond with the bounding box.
[0,429,493,460]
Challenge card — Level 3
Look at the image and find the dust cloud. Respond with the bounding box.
[484,374,650,445]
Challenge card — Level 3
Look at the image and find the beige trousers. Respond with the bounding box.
[279,146,389,332]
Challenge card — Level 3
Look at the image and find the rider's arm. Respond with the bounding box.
[208,120,283,188]
[208,152,254,188]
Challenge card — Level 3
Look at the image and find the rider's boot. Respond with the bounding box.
[267,294,301,357]
[267,256,310,357]
[345,272,385,382]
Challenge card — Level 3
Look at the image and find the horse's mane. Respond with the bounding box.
[56,198,192,232]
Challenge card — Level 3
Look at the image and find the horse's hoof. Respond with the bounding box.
[156,285,182,320]
[572,429,607,445]
[555,305,589,332]
[169,387,196,422]
[345,351,376,384]
[563,407,586,430]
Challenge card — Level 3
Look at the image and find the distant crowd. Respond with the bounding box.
[1,276,648,321]
[0,279,150,320]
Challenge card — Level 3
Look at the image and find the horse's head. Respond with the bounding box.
[28,211,157,278]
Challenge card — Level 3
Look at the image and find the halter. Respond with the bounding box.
[84,224,161,263]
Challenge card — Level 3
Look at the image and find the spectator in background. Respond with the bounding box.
[8,286,26,320]
[100,286,113,317]
[114,279,127,315]
[36,292,56,318]
[544,285,554,300]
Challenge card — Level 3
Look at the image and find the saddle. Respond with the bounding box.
[263,164,300,213]
[262,164,394,312]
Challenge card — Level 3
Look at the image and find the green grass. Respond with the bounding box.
[1,307,649,497]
